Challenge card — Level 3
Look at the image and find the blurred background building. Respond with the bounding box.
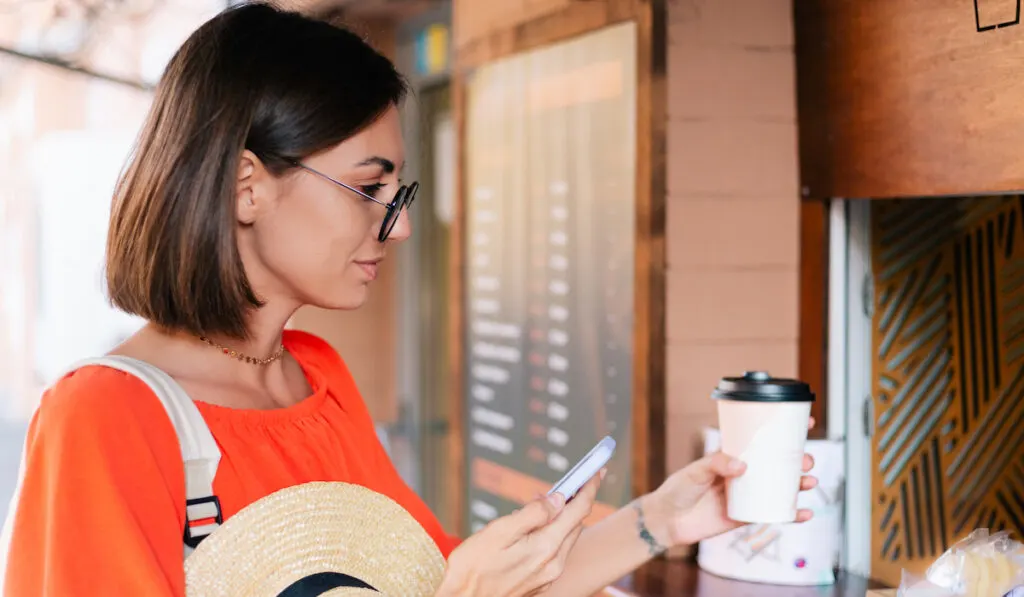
[0,0,223,514]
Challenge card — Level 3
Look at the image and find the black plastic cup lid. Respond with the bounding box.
[711,371,815,402]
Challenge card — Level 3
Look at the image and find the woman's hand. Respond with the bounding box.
[436,472,603,597]
[643,418,819,548]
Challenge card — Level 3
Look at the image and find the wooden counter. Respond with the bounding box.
[602,559,889,597]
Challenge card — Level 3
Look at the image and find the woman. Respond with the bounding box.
[1,3,817,596]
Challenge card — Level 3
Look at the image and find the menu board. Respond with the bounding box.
[463,23,638,532]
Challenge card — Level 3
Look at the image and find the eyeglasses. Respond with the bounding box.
[290,161,418,242]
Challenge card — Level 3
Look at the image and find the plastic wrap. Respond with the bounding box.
[897,530,1024,597]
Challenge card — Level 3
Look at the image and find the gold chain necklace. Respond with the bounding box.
[198,336,286,366]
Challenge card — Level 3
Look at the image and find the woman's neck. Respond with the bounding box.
[203,299,299,359]
[119,300,299,386]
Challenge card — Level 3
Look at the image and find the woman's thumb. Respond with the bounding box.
[686,452,746,486]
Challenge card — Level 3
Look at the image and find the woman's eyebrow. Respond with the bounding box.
[354,156,395,174]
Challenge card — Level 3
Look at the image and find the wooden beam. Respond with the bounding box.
[799,199,830,439]
[0,45,150,91]
[454,0,646,72]
[307,0,445,20]
[631,0,669,500]
[447,69,468,534]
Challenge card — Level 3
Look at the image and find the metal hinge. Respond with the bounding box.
[862,395,874,438]
[861,273,875,318]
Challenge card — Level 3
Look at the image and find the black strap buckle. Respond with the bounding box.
[183,495,223,549]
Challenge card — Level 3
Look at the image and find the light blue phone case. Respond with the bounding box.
[547,435,616,500]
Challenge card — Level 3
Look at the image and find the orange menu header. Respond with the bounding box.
[471,457,618,526]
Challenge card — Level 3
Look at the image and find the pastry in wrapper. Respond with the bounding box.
[898,529,1023,597]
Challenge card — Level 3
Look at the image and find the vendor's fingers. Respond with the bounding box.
[802,453,815,472]
[800,475,818,491]
[796,509,814,522]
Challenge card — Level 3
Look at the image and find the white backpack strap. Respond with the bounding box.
[0,431,28,586]
[66,356,222,557]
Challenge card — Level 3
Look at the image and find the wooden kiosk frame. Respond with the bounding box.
[794,0,1024,585]
[445,0,667,534]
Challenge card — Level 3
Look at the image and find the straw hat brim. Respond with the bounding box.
[184,482,446,597]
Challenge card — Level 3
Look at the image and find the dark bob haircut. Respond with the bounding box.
[105,1,407,339]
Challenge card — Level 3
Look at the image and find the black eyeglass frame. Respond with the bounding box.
[288,160,418,242]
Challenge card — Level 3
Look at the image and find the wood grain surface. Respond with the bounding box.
[795,0,1024,199]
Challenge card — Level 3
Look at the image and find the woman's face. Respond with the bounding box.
[237,105,411,312]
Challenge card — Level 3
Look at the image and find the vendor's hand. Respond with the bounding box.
[436,471,604,597]
[643,418,818,548]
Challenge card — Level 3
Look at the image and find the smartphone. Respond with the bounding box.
[547,435,616,500]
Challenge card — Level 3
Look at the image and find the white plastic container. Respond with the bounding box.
[697,426,845,586]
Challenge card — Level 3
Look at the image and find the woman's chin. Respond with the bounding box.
[312,285,369,311]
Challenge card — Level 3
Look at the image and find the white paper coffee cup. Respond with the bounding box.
[713,371,814,524]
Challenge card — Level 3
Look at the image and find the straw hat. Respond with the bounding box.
[184,482,447,597]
